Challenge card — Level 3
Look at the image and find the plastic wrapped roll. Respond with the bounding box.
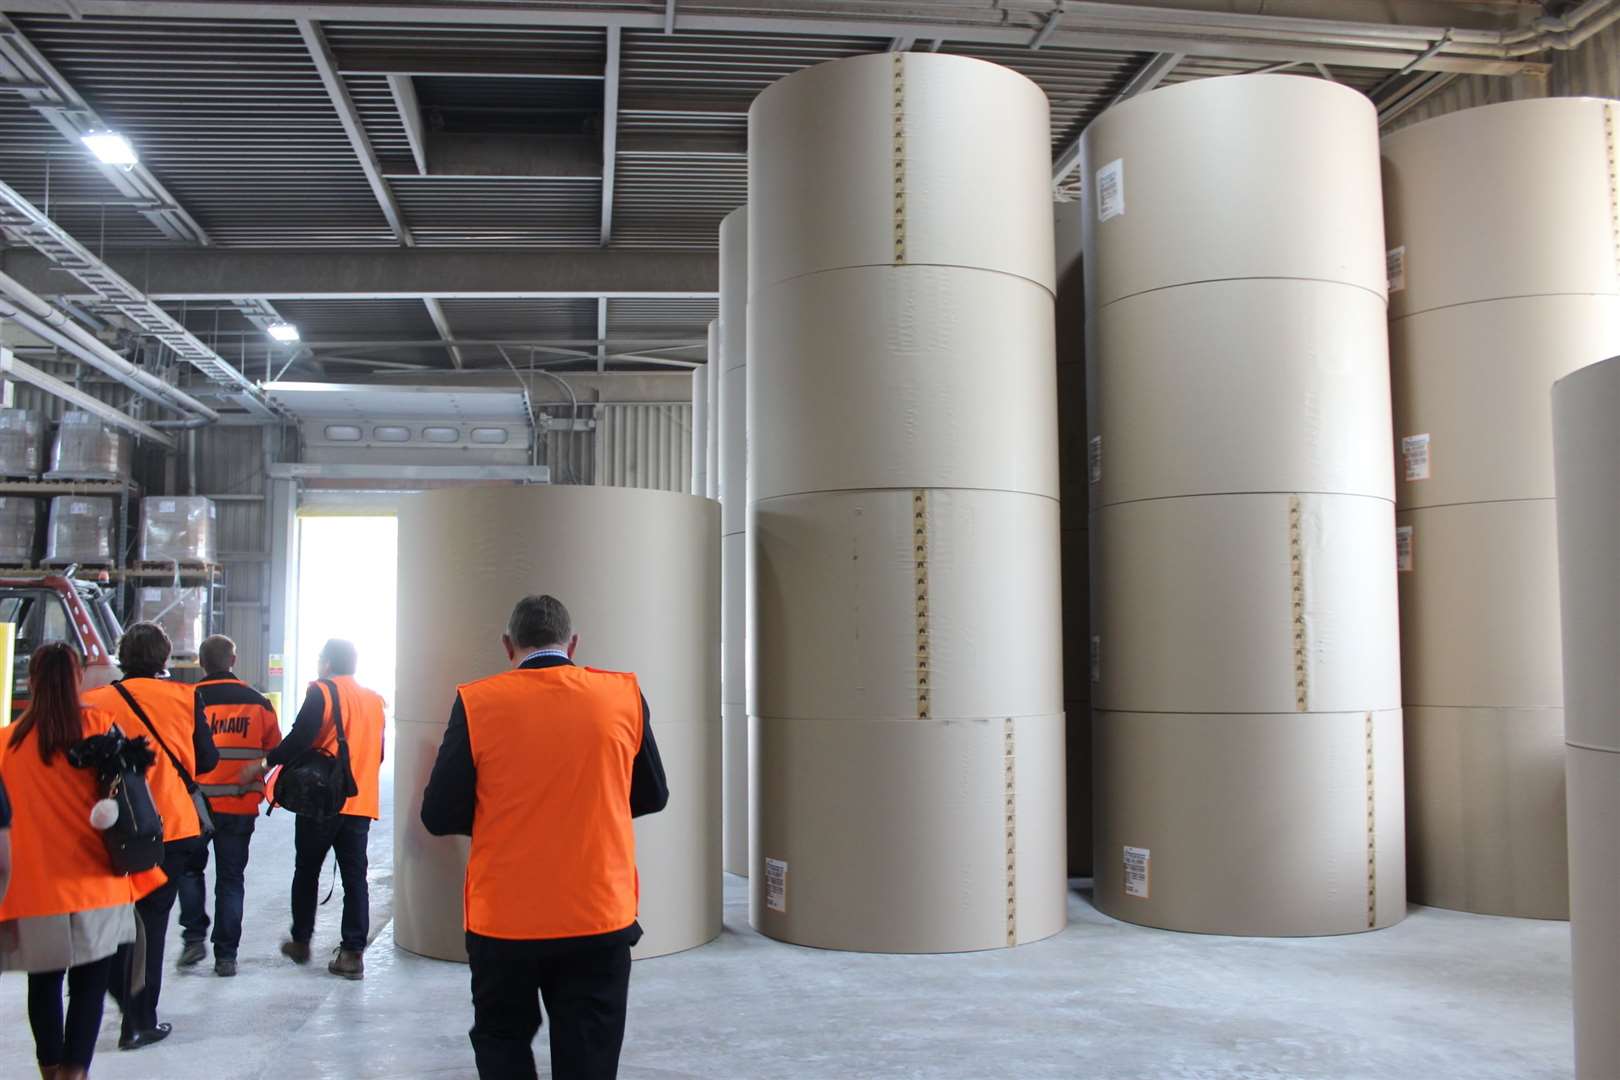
[44,496,113,564]
[137,586,207,658]
[394,485,721,962]
[0,497,38,564]
[0,409,46,479]
[46,411,129,482]
[139,496,218,564]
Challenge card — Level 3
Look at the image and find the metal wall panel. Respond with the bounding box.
[191,425,272,688]
[593,402,691,492]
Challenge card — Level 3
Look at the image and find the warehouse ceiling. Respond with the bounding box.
[0,0,1589,391]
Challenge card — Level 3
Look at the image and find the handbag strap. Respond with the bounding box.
[317,679,359,798]
[112,680,200,794]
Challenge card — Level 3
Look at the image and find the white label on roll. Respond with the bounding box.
[1089,635,1101,683]
[1386,246,1406,293]
[765,857,788,913]
[158,499,176,514]
[1401,433,1431,481]
[69,501,89,515]
[1095,158,1124,222]
[1088,435,1103,484]
[1396,525,1414,573]
[1124,846,1150,899]
[143,587,161,601]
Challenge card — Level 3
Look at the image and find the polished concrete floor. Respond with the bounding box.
[0,761,1575,1079]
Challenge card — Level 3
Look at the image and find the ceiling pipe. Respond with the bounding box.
[0,349,176,448]
[0,269,220,423]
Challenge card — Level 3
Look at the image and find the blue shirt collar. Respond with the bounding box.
[521,647,571,665]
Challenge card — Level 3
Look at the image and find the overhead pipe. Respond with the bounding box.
[0,349,175,448]
[0,269,220,423]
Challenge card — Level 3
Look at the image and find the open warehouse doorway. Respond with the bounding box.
[293,513,398,710]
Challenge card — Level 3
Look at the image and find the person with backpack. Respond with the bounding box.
[0,642,168,1080]
[83,621,218,1052]
[244,638,385,980]
[176,634,281,977]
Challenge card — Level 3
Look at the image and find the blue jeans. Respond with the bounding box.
[176,812,257,959]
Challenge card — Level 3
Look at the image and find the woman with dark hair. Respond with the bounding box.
[0,642,166,1080]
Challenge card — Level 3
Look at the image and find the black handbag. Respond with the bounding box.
[112,680,215,839]
[67,724,165,874]
[268,679,358,820]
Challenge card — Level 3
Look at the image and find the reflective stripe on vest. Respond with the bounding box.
[199,780,266,798]
[459,665,642,940]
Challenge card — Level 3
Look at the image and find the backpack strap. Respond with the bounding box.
[317,679,360,799]
[113,680,200,794]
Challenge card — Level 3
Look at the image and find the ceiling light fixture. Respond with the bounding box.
[266,322,301,343]
[80,130,138,167]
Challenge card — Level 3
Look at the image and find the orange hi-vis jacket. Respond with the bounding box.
[0,707,167,921]
[83,677,203,842]
[312,675,385,820]
[194,676,281,815]
[459,665,643,940]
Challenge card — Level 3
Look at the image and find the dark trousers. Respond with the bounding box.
[467,932,632,1080]
[27,955,114,1069]
[113,835,203,1037]
[177,811,257,958]
[291,813,371,952]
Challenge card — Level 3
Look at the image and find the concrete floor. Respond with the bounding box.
[0,760,1574,1079]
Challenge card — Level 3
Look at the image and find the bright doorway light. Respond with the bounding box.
[81,130,138,167]
[294,515,397,708]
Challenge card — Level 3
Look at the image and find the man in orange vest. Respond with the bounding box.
[176,634,281,977]
[422,594,669,1080]
[83,621,218,1051]
[248,638,385,980]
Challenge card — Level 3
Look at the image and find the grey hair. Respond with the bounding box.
[507,594,572,650]
[199,634,236,676]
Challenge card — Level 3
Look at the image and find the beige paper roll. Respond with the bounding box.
[393,485,722,961]
[1391,295,1620,510]
[1383,97,1620,318]
[750,711,1066,953]
[748,52,1053,293]
[1088,278,1394,508]
[749,265,1059,503]
[718,205,748,877]
[1080,74,1386,309]
[1403,706,1567,919]
[1566,745,1620,1079]
[704,321,718,500]
[1396,500,1563,710]
[1090,493,1401,716]
[1092,709,1406,935]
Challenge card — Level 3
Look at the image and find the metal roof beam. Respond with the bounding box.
[422,297,464,370]
[0,1,1549,76]
[600,25,620,247]
[596,297,608,372]
[1052,50,1181,185]
[296,18,414,246]
[386,73,428,175]
[0,15,211,245]
[0,247,718,301]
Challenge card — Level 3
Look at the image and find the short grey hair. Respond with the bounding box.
[199,634,236,676]
[507,594,571,650]
[320,638,358,676]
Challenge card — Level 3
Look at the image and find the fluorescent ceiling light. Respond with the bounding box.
[267,322,300,343]
[80,131,138,167]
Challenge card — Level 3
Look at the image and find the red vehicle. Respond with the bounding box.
[0,573,123,718]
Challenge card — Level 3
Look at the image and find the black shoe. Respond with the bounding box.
[119,1023,172,1051]
[178,941,207,967]
[280,939,311,965]
[215,957,238,977]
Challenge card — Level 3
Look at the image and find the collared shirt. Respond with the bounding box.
[521,648,571,665]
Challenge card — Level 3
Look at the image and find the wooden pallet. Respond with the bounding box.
[134,560,218,572]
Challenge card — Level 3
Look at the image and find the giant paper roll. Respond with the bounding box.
[393,485,721,962]
[748,51,1065,952]
[718,205,749,876]
[1553,356,1620,1080]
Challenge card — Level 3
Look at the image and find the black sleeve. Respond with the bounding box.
[0,774,10,829]
[191,693,219,774]
[421,693,476,837]
[264,684,326,769]
[629,694,669,818]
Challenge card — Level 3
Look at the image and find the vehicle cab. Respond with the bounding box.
[0,573,122,718]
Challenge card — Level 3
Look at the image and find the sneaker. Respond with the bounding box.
[280,940,311,965]
[215,957,238,977]
[328,947,364,981]
[177,941,207,967]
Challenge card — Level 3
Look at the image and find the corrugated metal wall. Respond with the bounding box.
[1390,27,1620,131]
[190,426,275,687]
[594,403,692,492]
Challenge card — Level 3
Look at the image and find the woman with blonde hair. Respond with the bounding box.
[0,642,166,1079]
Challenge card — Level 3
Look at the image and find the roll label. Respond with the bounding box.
[765,857,788,913]
[1123,846,1150,899]
[1088,435,1103,484]
[1400,433,1430,481]
[1396,525,1414,573]
[143,587,161,602]
[1386,245,1406,293]
[1089,635,1101,683]
[1095,159,1125,222]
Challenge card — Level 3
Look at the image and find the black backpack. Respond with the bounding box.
[269,679,358,820]
[67,723,166,874]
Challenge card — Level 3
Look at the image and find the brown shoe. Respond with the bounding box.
[38,1065,60,1079]
[280,939,311,965]
[328,947,364,980]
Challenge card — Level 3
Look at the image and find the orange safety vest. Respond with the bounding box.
[83,677,203,842]
[0,706,167,921]
[460,665,642,940]
[194,677,281,815]
[310,675,385,820]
